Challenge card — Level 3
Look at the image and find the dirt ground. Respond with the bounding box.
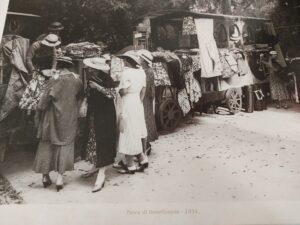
[0,103,300,223]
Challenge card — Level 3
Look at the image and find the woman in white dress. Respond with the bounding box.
[117,51,149,174]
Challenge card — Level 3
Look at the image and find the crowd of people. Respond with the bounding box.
[19,22,158,193]
[5,20,292,194]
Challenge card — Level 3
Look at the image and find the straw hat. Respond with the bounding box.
[83,57,110,71]
[137,49,153,65]
[118,50,141,65]
[41,34,61,47]
[48,21,64,31]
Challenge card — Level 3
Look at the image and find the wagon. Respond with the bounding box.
[133,10,287,131]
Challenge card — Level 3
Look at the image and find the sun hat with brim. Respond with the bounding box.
[48,21,64,31]
[57,56,73,66]
[41,34,61,47]
[137,49,153,65]
[118,51,141,65]
[83,57,110,71]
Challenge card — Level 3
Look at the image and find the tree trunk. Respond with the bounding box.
[221,0,232,14]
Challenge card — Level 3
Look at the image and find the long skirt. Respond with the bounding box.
[85,94,117,168]
[33,140,74,174]
[118,94,147,156]
[270,72,289,101]
[143,96,158,142]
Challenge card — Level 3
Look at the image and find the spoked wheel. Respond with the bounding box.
[226,88,243,114]
[157,99,182,131]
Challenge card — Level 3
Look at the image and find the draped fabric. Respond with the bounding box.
[0,37,29,121]
[195,18,222,78]
[182,17,197,36]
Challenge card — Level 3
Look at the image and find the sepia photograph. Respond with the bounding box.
[0,0,300,224]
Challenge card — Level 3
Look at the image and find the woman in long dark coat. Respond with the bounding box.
[82,57,117,192]
[137,50,158,154]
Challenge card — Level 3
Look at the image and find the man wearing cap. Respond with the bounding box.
[26,34,61,77]
[36,21,64,42]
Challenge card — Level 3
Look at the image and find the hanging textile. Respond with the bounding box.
[19,72,47,112]
[0,37,29,121]
[194,18,222,78]
[190,53,201,72]
[177,89,191,116]
[182,17,197,36]
[219,48,239,79]
[184,70,201,104]
[152,61,171,86]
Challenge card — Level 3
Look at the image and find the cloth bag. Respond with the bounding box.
[19,72,47,113]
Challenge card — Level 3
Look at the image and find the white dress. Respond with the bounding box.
[118,67,147,155]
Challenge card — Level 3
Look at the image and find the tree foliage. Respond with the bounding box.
[7,0,299,54]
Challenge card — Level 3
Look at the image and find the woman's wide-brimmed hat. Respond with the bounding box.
[137,49,153,65]
[118,50,141,65]
[48,21,64,31]
[41,34,61,47]
[83,57,110,71]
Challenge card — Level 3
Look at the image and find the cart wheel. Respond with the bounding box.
[226,88,242,114]
[158,99,182,131]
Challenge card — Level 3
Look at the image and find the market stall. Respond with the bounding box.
[133,10,286,131]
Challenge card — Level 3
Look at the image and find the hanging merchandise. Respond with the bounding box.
[219,48,239,79]
[190,53,201,72]
[185,70,202,105]
[182,17,197,36]
[19,72,47,113]
[0,37,29,121]
[177,88,191,116]
[194,18,222,78]
[152,61,171,86]
[179,54,193,72]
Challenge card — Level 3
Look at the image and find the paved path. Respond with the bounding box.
[1,104,300,224]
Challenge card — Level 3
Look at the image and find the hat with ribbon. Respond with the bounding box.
[41,34,61,47]
[137,49,153,66]
[83,57,110,71]
[48,21,64,31]
[118,50,141,65]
